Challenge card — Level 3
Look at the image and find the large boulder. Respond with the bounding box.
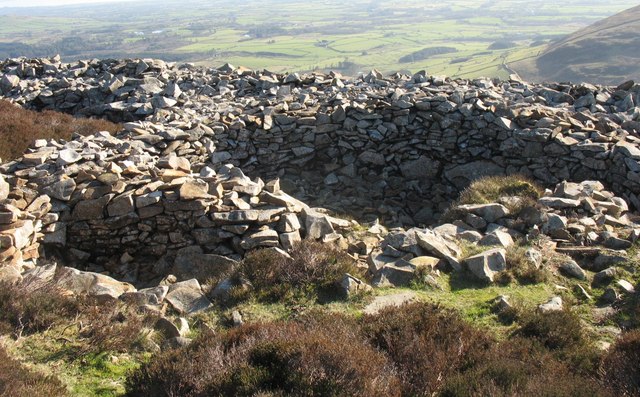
[171,246,238,282]
[415,230,461,271]
[165,279,213,315]
[464,248,507,283]
[55,267,136,300]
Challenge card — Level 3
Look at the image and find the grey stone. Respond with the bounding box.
[42,178,76,201]
[559,260,587,280]
[479,230,514,248]
[538,296,563,313]
[72,194,112,221]
[373,263,416,287]
[592,267,617,287]
[464,248,507,283]
[57,149,82,166]
[302,208,335,240]
[172,246,238,282]
[415,229,461,271]
[165,279,213,315]
[538,197,581,209]
[55,267,136,300]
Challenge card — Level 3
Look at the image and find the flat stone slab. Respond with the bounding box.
[363,292,418,315]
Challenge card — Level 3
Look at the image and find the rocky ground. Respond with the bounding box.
[0,57,639,396]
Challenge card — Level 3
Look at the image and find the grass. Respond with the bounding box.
[457,175,542,209]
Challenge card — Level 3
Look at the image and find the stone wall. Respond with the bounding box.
[2,57,640,280]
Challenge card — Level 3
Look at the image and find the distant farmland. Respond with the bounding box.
[0,0,637,78]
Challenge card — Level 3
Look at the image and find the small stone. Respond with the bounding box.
[559,260,587,280]
[479,230,514,248]
[179,179,210,200]
[415,230,461,271]
[340,273,372,296]
[456,203,509,223]
[616,279,635,294]
[57,149,82,166]
[592,267,617,287]
[538,296,563,313]
[373,262,416,287]
[538,197,581,209]
[42,178,76,201]
[231,310,243,327]
[302,208,335,240]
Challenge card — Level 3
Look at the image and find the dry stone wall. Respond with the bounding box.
[2,57,640,226]
[2,57,640,283]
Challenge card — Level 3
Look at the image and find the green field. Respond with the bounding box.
[0,0,637,78]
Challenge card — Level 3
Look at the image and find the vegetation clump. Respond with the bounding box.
[0,99,120,161]
[126,314,399,397]
[457,174,543,214]
[236,240,361,302]
[496,245,549,285]
[601,330,640,396]
[0,279,156,355]
[361,302,493,396]
[0,345,68,397]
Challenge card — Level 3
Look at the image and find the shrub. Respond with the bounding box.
[498,245,549,285]
[238,240,360,302]
[0,99,120,161]
[601,330,640,396]
[0,345,68,397]
[76,299,157,355]
[125,314,400,397]
[515,310,586,351]
[441,337,610,397]
[361,302,493,396]
[0,280,82,337]
[515,309,600,373]
[457,174,542,214]
[0,279,154,355]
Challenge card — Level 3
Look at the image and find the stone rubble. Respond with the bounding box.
[1,56,640,313]
[1,56,640,227]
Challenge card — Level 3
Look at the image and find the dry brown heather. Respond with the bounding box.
[0,99,120,161]
[0,345,68,397]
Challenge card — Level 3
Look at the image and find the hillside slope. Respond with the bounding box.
[513,4,640,85]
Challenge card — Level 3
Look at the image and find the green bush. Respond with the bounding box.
[125,315,400,397]
[0,345,68,397]
[238,240,360,302]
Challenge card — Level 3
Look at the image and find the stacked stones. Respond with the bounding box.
[0,172,51,282]
[2,57,640,226]
[367,180,640,286]
[0,127,353,284]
